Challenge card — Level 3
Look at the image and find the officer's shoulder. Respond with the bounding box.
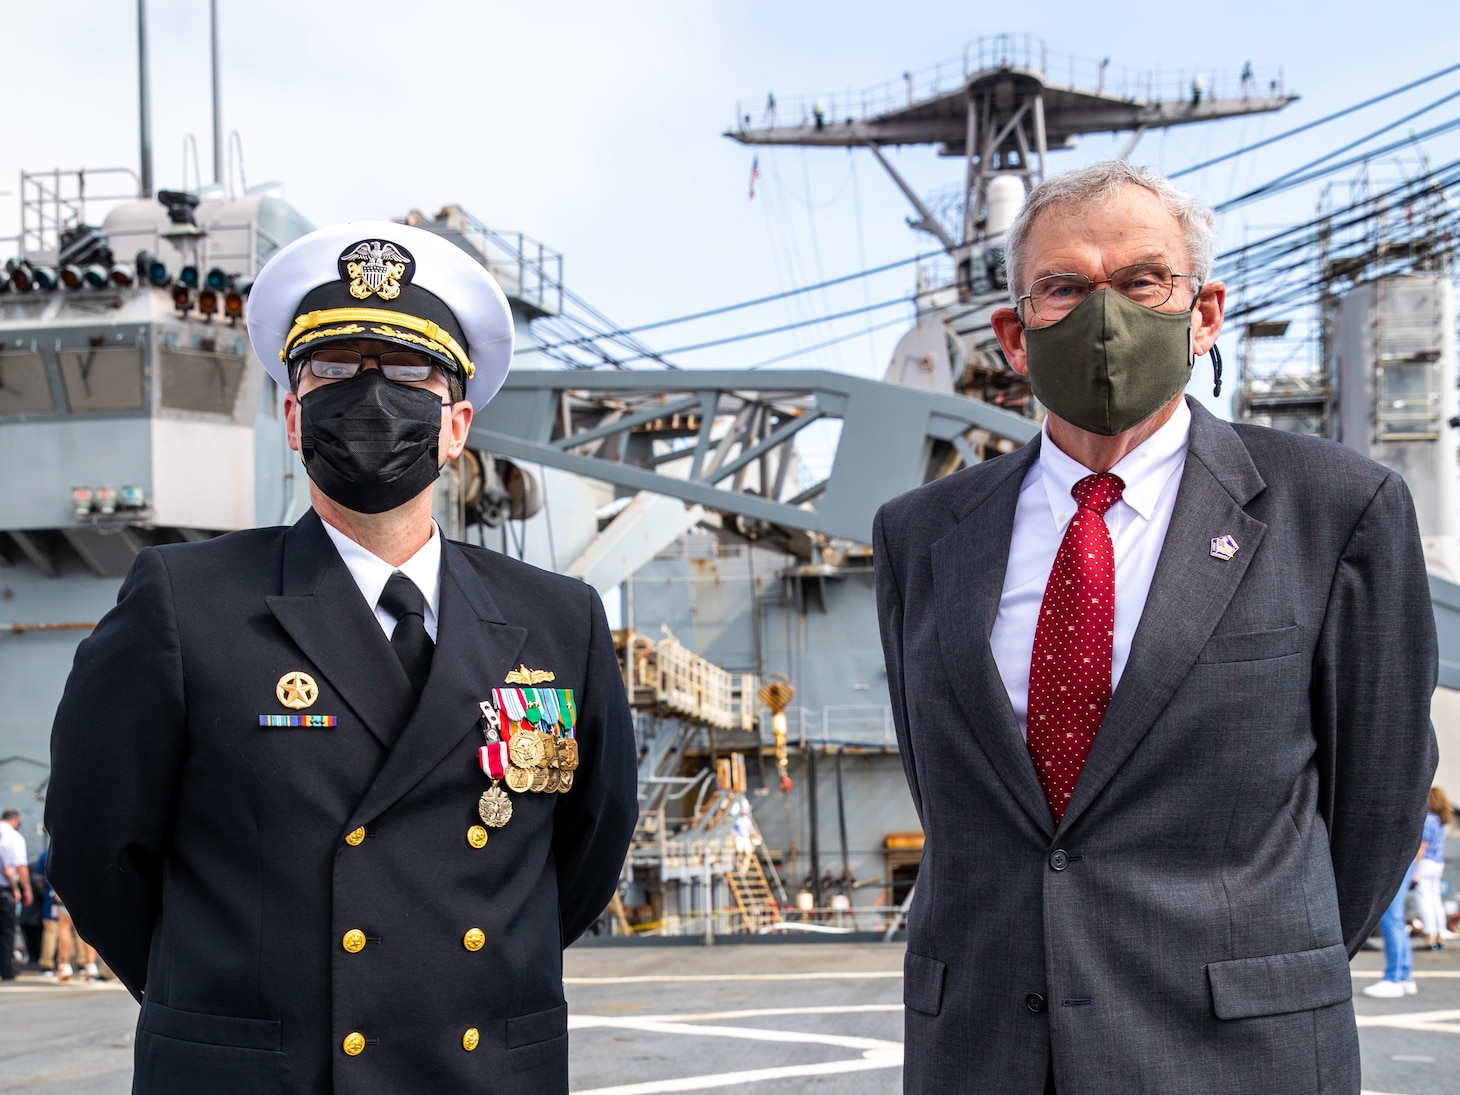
[449,539,594,602]
[136,526,289,577]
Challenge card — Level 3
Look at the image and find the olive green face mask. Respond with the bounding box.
[1022,289,1195,437]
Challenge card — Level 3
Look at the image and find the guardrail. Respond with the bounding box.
[733,34,1287,130]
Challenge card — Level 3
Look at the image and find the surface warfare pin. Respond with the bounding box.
[1210,534,1240,561]
[505,664,555,685]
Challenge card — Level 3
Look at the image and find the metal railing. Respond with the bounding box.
[422,205,563,317]
[734,34,1286,130]
[779,703,896,751]
[17,168,142,260]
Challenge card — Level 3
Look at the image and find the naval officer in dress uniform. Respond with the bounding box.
[45,221,639,1094]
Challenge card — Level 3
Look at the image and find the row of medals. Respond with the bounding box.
[506,729,580,793]
[476,705,580,830]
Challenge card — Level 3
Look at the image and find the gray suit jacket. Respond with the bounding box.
[874,400,1438,1095]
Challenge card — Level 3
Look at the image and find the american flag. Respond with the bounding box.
[749,155,761,200]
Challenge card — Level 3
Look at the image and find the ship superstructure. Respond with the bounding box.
[5,29,1460,942]
[729,34,1293,411]
[0,173,310,804]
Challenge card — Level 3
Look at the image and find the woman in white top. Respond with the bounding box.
[1416,786,1452,951]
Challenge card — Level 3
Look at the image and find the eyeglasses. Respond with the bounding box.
[302,348,444,384]
[1018,262,1200,322]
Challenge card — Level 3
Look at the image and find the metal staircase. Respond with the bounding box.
[726,847,783,933]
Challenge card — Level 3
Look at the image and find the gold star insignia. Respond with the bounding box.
[277,671,319,710]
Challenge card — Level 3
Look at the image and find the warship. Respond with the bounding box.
[3,22,1459,940]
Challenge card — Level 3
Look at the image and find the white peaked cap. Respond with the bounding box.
[246,220,514,409]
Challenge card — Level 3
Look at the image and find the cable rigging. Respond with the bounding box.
[519,251,926,356]
[1217,105,1460,212]
[514,67,1460,382]
[1172,60,1460,179]
[598,294,913,366]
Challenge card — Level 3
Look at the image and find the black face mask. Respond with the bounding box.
[298,369,444,514]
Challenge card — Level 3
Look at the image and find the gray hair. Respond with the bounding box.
[1002,161,1217,305]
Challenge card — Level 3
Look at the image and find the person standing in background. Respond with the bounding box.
[1416,787,1452,951]
[18,851,44,968]
[0,809,32,981]
[1362,854,1418,998]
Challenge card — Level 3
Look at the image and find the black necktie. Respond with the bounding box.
[378,572,433,699]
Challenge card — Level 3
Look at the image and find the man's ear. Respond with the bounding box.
[991,307,1030,376]
[1193,280,1226,357]
[284,391,302,453]
[443,401,473,460]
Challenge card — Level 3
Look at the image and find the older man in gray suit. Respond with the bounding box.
[874,161,1437,1094]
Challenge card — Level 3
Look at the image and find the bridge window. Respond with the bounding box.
[0,351,56,416]
[57,348,145,412]
[159,349,247,416]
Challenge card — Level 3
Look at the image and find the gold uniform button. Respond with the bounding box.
[342,1032,366,1056]
[462,1027,480,1052]
[463,927,486,952]
[466,825,488,849]
[342,929,367,954]
[345,827,366,847]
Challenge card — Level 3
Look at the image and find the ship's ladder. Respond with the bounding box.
[727,847,783,933]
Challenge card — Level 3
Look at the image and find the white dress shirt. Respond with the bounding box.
[0,821,27,872]
[321,519,443,642]
[990,400,1191,740]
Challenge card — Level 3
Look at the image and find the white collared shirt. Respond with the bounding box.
[990,400,1191,740]
[0,821,26,871]
[321,519,443,642]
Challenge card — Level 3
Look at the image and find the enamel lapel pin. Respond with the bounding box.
[1210,534,1240,561]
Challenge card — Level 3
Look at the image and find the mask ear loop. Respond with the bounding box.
[1189,285,1223,398]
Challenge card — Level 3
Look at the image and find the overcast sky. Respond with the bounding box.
[3,0,1458,421]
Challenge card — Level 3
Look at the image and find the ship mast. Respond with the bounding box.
[728,35,1296,298]
[137,0,153,198]
[212,0,224,186]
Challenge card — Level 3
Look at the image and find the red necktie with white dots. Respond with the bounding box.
[1026,472,1125,824]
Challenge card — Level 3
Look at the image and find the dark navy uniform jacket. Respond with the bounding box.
[46,510,638,1094]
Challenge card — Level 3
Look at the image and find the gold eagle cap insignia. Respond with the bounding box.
[505,664,556,685]
[341,240,410,301]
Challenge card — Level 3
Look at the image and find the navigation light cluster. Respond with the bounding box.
[1,253,250,324]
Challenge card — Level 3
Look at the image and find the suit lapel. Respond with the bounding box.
[931,439,1056,837]
[346,540,528,828]
[265,511,414,748]
[1060,402,1268,830]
